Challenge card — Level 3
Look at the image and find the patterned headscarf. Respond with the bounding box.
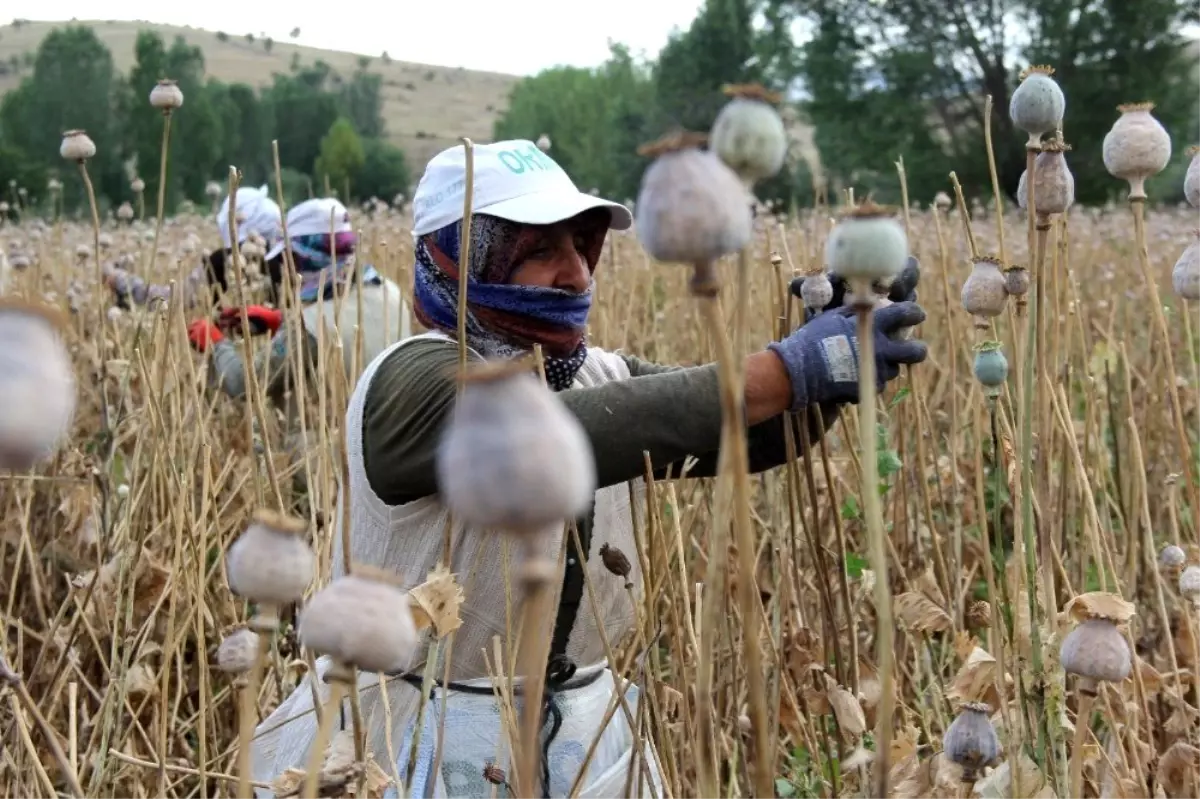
[287,231,381,303]
[413,210,608,390]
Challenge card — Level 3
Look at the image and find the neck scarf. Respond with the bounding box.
[288,232,381,303]
[413,212,607,391]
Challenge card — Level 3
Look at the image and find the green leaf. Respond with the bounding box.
[840,495,860,520]
[776,778,796,798]
[889,385,911,407]
[878,449,903,478]
[844,552,869,578]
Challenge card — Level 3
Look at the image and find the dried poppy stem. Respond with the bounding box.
[0,654,84,798]
[145,110,173,278]
[515,543,557,797]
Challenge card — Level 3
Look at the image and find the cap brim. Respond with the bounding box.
[476,190,632,231]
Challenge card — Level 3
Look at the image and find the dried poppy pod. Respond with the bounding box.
[799,271,833,311]
[226,509,314,624]
[437,358,596,537]
[634,130,753,295]
[149,79,184,113]
[943,702,1000,783]
[116,202,134,222]
[216,627,261,676]
[1180,565,1200,603]
[1017,140,1075,218]
[824,201,908,303]
[131,177,145,194]
[60,130,96,163]
[1159,544,1185,570]
[709,83,787,188]
[972,341,1008,397]
[536,133,551,152]
[1173,234,1199,301]
[1004,266,1030,298]
[1103,103,1172,200]
[1060,617,1132,696]
[205,181,222,199]
[297,567,419,677]
[1009,66,1065,148]
[961,255,1008,325]
[0,300,76,471]
[933,191,952,212]
[1185,146,1200,208]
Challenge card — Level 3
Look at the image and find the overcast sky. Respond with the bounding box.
[17,0,707,75]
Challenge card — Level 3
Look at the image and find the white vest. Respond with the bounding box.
[299,277,413,380]
[251,331,647,792]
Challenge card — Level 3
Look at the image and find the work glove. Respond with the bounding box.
[187,319,224,353]
[767,301,928,410]
[217,305,284,336]
[791,255,921,320]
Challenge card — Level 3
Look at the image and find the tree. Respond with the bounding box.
[0,25,125,211]
[355,139,410,200]
[338,69,385,138]
[314,117,365,196]
[265,63,341,176]
[771,0,1200,204]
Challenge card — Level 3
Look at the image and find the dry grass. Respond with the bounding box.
[0,20,520,169]
[1,183,1198,797]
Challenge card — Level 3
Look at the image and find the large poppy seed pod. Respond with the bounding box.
[226,510,314,609]
[131,177,145,193]
[297,570,419,674]
[536,133,551,152]
[1103,102,1172,200]
[943,702,1000,780]
[116,202,133,222]
[710,83,787,187]
[933,191,952,212]
[216,627,261,675]
[972,342,1009,395]
[205,181,222,199]
[961,255,1008,320]
[634,131,753,281]
[1159,544,1185,569]
[800,271,833,310]
[1009,66,1065,147]
[1173,235,1199,301]
[60,130,96,162]
[149,79,184,113]
[1016,141,1075,216]
[1180,565,1200,602]
[437,360,597,536]
[0,300,76,471]
[1185,146,1200,208]
[825,201,908,292]
[1059,617,1132,694]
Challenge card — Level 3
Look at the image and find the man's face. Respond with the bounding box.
[506,212,607,292]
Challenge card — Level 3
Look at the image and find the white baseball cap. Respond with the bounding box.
[411,139,632,237]
[265,197,354,261]
[216,185,282,250]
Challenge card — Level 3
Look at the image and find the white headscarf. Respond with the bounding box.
[216,185,283,250]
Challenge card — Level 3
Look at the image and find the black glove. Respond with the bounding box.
[791,255,921,320]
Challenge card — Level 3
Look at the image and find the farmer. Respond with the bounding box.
[249,141,927,797]
[103,184,284,310]
[184,196,412,406]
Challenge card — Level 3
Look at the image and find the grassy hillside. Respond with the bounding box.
[0,19,521,170]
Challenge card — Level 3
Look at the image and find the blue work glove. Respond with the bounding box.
[791,255,921,321]
[767,302,928,409]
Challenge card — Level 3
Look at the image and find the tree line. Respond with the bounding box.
[493,0,1199,209]
[0,25,410,216]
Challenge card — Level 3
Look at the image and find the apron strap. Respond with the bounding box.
[547,510,594,686]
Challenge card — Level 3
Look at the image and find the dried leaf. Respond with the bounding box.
[948,646,1007,710]
[825,674,866,737]
[123,662,156,698]
[895,591,952,634]
[1064,591,1136,625]
[408,566,464,638]
[842,746,873,770]
[1156,741,1199,798]
[974,753,1055,799]
[915,563,947,607]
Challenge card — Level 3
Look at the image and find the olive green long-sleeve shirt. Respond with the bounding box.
[361,337,838,506]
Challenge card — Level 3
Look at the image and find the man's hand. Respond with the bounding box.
[217,306,283,336]
[791,255,921,318]
[187,319,224,353]
[766,302,928,410]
